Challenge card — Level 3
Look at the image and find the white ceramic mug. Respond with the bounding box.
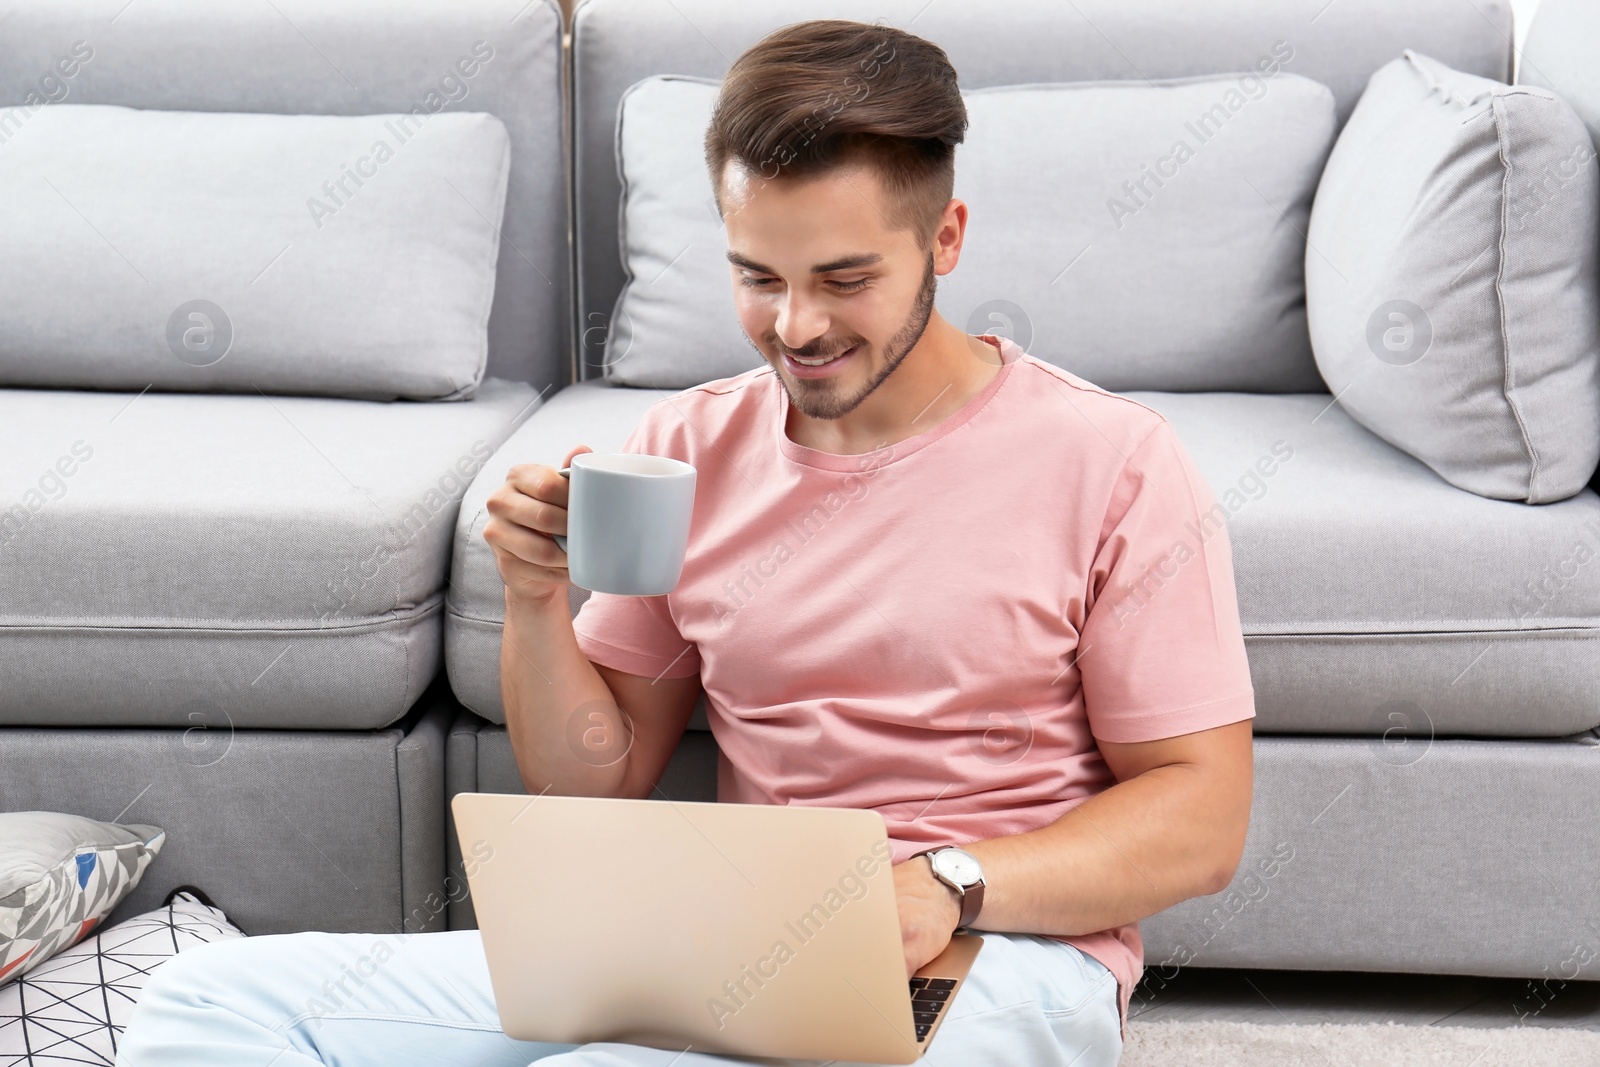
[554,452,696,595]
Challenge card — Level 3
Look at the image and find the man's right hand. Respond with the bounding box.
[484,444,594,607]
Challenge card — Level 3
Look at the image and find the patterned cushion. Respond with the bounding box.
[0,813,165,987]
[0,891,242,1065]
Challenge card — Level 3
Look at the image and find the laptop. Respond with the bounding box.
[452,792,984,1063]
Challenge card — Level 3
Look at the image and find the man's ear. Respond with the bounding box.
[933,198,970,275]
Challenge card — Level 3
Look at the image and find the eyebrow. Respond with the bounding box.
[724,250,885,276]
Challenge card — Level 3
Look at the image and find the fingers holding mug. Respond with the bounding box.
[484,444,594,605]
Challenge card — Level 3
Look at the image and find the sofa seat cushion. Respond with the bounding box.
[448,381,1600,738]
[0,380,537,729]
[1127,390,1600,736]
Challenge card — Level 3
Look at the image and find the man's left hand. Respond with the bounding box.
[892,856,963,978]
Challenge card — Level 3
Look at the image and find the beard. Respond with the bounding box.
[758,251,938,422]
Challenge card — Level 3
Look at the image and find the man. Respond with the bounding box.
[119,19,1253,1067]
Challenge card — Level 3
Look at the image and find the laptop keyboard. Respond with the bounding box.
[910,976,957,1043]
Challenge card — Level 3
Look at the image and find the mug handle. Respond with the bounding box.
[552,467,571,553]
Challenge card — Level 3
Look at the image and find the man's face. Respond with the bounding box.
[720,160,940,421]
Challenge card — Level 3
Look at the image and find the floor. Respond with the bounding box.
[1130,967,1600,1032]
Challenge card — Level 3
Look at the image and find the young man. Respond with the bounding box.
[119,19,1253,1067]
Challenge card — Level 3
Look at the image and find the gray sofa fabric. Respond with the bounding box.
[0,0,569,394]
[445,712,719,931]
[0,105,513,402]
[446,381,1600,738]
[1131,390,1600,737]
[0,379,539,729]
[1142,733,1600,977]
[949,76,1334,394]
[571,0,1512,379]
[0,696,454,937]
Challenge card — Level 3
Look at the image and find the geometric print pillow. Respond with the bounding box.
[0,813,166,988]
[0,890,243,1065]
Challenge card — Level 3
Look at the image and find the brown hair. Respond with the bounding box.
[704,19,967,250]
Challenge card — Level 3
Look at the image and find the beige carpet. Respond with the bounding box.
[1121,1020,1600,1066]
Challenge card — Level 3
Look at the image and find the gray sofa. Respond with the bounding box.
[4,0,1599,997]
[0,0,568,935]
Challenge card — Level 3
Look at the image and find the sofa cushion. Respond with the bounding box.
[1306,50,1600,503]
[0,814,164,987]
[0,0,568,398]
[449,380,1600,738]
[1129,389,1600,736]
[0,105,510,401]
[949,76,1334,393]
[0,380,537,729]
[603,72,1336,392]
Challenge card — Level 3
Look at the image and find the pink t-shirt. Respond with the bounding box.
[571,334,1256,1028]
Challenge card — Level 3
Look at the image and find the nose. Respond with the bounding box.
[773,286,830,354]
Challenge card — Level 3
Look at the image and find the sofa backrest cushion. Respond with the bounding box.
[605,72,1336,392]
[0,0,567,394]
[1305,50,1600,503]
[0,104,510,401]
[572,0,1514,382]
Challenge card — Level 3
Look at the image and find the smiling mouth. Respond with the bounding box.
[786,344,856,367]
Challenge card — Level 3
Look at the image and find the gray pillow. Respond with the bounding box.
[1305,50,1600,503]
[605,68,1337,392]
[0,812,165,986]
[0,104,510,401]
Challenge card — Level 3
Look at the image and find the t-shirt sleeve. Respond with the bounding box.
[569,407,703,681]
[573,592,702,680]
[1078,419,1256,744]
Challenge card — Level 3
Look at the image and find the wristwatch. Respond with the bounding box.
[912,845,986,933]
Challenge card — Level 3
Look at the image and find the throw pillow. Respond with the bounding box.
[0,813,165,987]
[0,889,243,1065]
[1305,49,1600,503]
[604,66,1337,392]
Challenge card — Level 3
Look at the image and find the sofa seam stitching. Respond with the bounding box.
[0,594,445,634]
[1491,94,1543,499]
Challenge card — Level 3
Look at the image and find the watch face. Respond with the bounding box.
[933,848,982,885]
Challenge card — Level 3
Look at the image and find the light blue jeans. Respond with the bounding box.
[116,928,1122,1066]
